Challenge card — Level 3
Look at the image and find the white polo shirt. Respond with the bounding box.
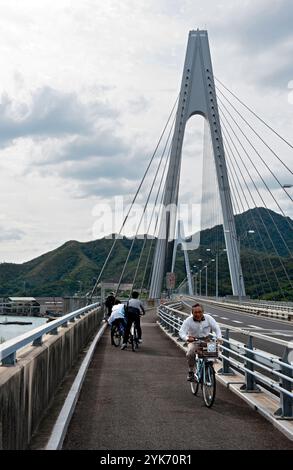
[179,314,222,341]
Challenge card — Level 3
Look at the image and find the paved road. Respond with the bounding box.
[62,310,293,450]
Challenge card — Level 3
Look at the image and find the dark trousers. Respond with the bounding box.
[123,312,141,343]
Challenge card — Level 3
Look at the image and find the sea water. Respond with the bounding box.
[0,315,47,344]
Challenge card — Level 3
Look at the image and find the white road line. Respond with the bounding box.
[221,317,229,320]
[232,320,243,324]
[248,325,262,329]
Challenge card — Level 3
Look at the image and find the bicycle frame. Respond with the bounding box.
[190,341,217,408]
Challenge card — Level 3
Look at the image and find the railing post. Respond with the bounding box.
[177,316,184,342]
[240,336,261,393]
[218,329,235,375]
[33,336,43,346]
[167,313,172,332]
[171,315,177,336]
[49,328,58,335]
[158,308,164,326]
[171,314,175,334]
[1,352,17,366]
[274,347,293,419]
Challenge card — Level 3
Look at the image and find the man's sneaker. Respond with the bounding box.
[138,339,143,344]
[187,371,195,382]
[121,343,127,350]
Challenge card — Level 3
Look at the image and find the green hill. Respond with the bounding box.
[0,207,292,300]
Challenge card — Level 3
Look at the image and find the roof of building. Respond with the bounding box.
[8,297,37,302]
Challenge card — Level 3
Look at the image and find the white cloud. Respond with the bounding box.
[0,0,291,263]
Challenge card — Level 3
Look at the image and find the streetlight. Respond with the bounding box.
[193,265,198,295]
[199,269,202,296]
[206,248,218,299]
[198,259,203,296]
[204,265,208,296]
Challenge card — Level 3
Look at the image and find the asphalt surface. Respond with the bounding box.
[62,310,293,450]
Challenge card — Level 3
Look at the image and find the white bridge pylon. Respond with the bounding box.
[171,220,194,295]
[149,29,245,299]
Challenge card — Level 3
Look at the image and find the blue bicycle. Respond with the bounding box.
[111,320,126,347]
[190,340,218,408]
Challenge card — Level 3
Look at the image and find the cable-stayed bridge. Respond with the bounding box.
[0,29,292,451]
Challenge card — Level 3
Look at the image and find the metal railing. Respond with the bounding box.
[0,302,101,366]
[158,302,293,419]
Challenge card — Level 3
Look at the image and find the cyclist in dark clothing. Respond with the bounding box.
[121,291,145,350]
[105,292,115,318]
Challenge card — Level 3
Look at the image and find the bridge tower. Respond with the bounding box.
[171,220,194,295]
[149,29,245,298]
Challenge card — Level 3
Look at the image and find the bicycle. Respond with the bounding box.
[111,320,125,347]
[129,322,139,351]
[190,339,218,408]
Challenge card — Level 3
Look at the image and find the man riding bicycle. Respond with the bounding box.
[107,299,127,344]
[121,291,145,350]
[179,303,222,382]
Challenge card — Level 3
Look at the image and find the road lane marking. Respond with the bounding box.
[232,320,243,324]
[248,325,262,329]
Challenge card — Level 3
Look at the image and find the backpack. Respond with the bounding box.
[125,301,140,316]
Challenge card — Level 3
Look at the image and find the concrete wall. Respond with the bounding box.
[0,306,103,450]
[63,297,87,314]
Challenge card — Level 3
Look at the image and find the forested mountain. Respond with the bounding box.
[0,208,292,300]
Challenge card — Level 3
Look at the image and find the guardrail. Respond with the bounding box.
[0,302,100,366]
[180,295,293,321]
[158,302,293,419]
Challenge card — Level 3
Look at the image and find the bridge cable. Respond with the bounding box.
[216,87,293,208]
[222,130,287,298]
[218,99,293,256]
[224,143,273,296]
[215,77,293,175]
[225,141,274,295]
[220,118,291,296]
[217,93,293,230]
[130,116,175,291]
[114,111,177,297]
[89,95,179,301]
[227,159,266,296]
[220,113,292,284]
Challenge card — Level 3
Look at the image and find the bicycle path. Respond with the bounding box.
[62,310,293,450]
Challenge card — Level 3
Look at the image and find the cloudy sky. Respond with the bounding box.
[0,0,292,263]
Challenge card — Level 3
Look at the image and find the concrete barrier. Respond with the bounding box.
[0,307,103,450]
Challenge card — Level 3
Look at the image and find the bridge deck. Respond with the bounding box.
[62,310,293,450]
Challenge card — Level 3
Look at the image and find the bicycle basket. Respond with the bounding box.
[198,341,218,358]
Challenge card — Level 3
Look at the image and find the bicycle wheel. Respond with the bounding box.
[202,362,216,408]
[190,361,200,395]
[111,325,122,347]
[133,326,139,349]
[130,324,138,351]
[190,377,199,395]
